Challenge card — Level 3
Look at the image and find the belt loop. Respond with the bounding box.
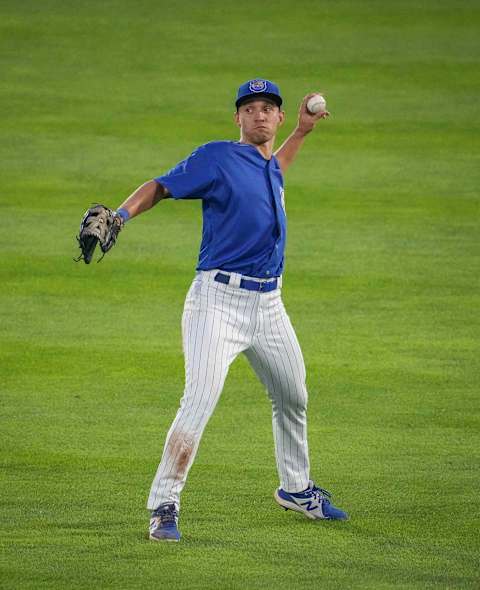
[201,269,217,283]
[228,272,242,288]
[278,275,283,288]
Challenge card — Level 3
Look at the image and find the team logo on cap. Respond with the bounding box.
[249,79,267,93]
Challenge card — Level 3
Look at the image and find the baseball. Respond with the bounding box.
[306,94,327,114]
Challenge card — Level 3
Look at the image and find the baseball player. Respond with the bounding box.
[113,79,348,541]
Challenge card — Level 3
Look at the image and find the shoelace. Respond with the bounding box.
[152,503,178,525]
[310,485,332,503]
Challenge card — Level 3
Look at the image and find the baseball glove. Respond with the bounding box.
[75,204,123,264]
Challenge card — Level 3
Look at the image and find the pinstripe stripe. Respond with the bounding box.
[277,304,309,485]
[265,300,296,490]
[252,305,290,488]
[192,281,218,424]
[271,303,297,489]
[213,286,236,413]
[244,345,285,484]
[198,283,228,425]
[273,302,308,491]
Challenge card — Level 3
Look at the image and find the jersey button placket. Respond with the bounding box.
[265,159,283,275]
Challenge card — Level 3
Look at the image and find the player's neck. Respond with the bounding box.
[239,136,275,160]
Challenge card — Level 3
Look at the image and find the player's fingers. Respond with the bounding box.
[314,110,330,120]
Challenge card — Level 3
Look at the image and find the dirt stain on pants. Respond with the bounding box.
[167,431,195,477]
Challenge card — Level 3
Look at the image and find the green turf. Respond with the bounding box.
[1,0,479,588]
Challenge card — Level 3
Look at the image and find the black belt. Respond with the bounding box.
[214,272,278,293]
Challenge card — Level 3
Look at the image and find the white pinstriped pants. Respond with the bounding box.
[147,270,310,510]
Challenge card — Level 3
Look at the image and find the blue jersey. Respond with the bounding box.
[155,141,286,279]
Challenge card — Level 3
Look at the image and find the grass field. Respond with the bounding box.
[1,0,479,588]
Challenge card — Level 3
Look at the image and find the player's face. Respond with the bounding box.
[235,100,285,145]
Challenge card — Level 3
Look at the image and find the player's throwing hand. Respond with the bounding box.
[296,93,330,136]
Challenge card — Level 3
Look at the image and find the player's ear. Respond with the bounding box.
[278,109,285,126]
[234,111,241,128]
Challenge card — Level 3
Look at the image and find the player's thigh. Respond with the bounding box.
[181,278,246,395]
[246,299,307,402]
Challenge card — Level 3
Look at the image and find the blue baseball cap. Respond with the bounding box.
[235,78,283,109]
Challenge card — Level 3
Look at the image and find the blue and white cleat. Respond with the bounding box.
[274,480,348,521]
[149,502,181,542]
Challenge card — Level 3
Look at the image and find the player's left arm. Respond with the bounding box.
[274,94,329,174]
[116,180,170,220]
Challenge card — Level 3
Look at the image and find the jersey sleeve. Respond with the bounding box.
[154,144,217,200]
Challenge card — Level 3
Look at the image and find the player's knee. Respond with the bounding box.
[295,389,308,413]
[272,382,308,413]
[286,379,308,406]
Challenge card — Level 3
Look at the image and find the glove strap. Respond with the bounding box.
[116,208,130,222]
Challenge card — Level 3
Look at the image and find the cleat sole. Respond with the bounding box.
[149,534,180,542]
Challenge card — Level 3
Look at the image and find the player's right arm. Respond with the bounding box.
[274,94,329,174]
[116,180,170,220]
